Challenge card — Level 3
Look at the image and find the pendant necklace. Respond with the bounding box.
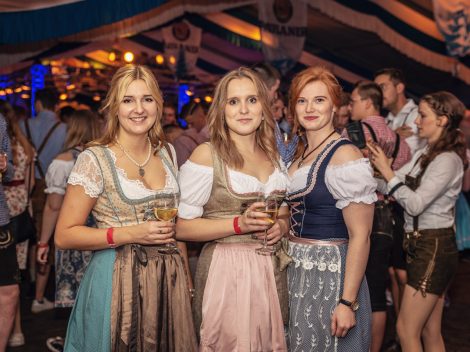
[297,130,336,168]
[115,137,152,177]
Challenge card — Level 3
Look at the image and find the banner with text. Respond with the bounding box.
[162,20,202,79]
[258,0,307,74]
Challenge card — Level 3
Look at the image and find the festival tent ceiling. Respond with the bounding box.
[0,0,469,107]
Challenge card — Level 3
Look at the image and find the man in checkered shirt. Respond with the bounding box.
[343,81,411,352]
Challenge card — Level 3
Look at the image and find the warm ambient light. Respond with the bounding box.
[204,96,213,103]
[66,84,75,90]
[59,93,68,100]
[5,88,13,94]
[194,97,201,103]
[14,87,22,93]
[93,95,101,102]
[21,85,30,91]
[169,55,176,65]
[21,94,30,99]
[155,54,164,65]
[185,90,193,96]
[0,90,5,96]
[123,51,134,63]
[108,51,116,62]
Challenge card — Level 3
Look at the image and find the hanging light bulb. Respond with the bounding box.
[59,93,68,100]
[169,55,176,65]
[155,54,164,65]
[123,51,134,63]
[108,51,116,62]
[204,96,213,103]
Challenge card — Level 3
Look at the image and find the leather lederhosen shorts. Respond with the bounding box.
[404,228,458,296]
[0,224,20,286]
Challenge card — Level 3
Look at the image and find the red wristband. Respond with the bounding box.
[106,228,116,248]
[37,242,49,248]
[233,216,242,235]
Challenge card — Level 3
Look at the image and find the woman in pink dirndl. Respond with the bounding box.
[176,67,289,351]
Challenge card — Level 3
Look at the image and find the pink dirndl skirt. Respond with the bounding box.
[200,242,287,351]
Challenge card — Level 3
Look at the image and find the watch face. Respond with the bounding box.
[351,301,360,311]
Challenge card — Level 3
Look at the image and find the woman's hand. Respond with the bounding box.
[238,201,271,234]
[367,142,395,181]
[253,221,284,245]
[37,245,49,264]
[330,304,356,338]
[132,220,176,245]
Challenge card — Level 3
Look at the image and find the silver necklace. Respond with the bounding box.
[115,137,152,177]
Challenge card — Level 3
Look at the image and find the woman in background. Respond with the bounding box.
[37,109,101,307]
[369,91,467,352]
[0,101,35,348]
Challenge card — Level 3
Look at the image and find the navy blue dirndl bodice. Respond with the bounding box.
[288,139,352,240]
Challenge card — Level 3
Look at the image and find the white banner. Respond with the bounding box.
[433,0,470,57]
[161,20,202,78]
[258,0,307,73]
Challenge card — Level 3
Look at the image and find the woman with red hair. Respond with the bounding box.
[286,66,376,351]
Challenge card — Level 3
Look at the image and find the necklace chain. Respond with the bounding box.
[298,130,336,168]
[115,137,152,177]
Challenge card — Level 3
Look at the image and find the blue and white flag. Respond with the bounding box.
[433,0,470,57]
[258,0,307,74]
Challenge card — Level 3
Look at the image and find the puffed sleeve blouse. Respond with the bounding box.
[288,158,378,208]
[178,160,288,219]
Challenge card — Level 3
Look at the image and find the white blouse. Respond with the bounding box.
[376,148,463,231]
[45,159,75,195]
[68,146,179,199]
[178,160,288,219]
[288,158,377,209]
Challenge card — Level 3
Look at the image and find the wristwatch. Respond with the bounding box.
[339,298,359,312]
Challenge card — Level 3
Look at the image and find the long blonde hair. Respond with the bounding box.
[93,64,165,148]
[64,109,101,150]
[208,67,279,169]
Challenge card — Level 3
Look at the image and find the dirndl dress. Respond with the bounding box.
[286,139,377,351]
[64,145,197,352]
[178,147,289,351]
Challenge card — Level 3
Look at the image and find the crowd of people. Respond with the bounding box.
[0,61,469,352]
